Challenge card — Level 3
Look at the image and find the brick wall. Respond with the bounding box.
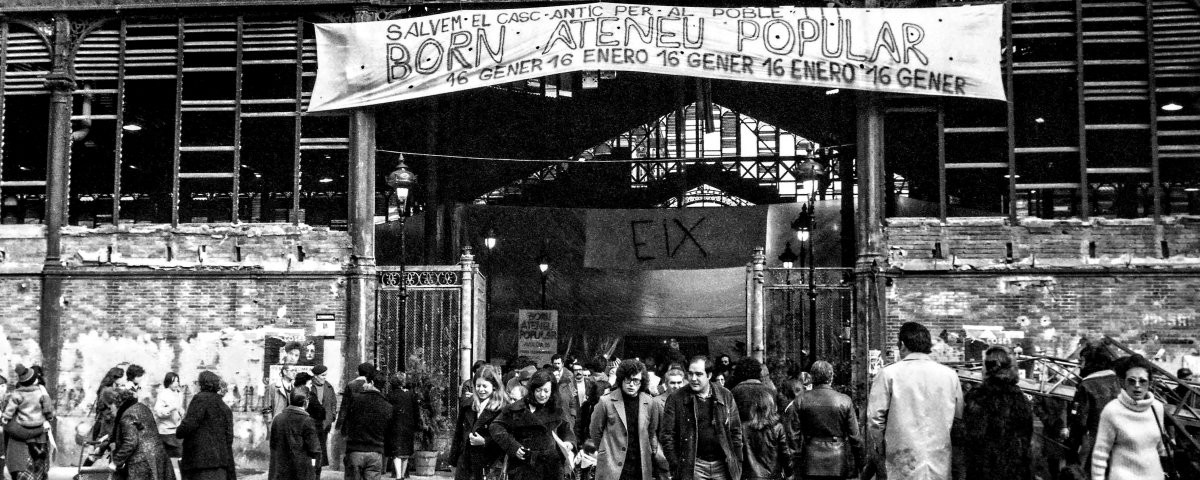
[888,217,1200,269]
[49,272,347,468]
[887,273,1200,366]
[886,218,1200,372]
[0,275,43,368]
[0,224,353,469]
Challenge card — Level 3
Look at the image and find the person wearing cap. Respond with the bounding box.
[1,364,54,434]
[3,364,54,480]
[310,365,338,477]
[294,372,327,440]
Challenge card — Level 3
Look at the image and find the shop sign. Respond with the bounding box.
[518,309,558,365]
[310,2,1004,111]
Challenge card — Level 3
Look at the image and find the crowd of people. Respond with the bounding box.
[442,322,1185,480]
[0,320,1188,480]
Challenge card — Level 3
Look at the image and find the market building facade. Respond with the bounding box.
[1,0,1199,467]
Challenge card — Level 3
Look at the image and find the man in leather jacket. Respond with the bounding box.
[661,356,743,480]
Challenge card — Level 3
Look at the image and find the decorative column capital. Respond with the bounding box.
[44,71,75,93]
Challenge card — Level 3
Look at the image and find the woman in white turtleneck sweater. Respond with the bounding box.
[1090,354,1167,480]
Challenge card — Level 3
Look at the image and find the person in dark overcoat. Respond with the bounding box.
[269,391,322,480]
[177,371,237,480]
[107,387,177,480]
[309,365,338,477]
[489,370,577,480]
[960,346,1034,480]
[386,372,420,478]
[788,361,862,480]
[449,365,509,480]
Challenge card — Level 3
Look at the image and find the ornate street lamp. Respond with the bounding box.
[384,156,417,367]
[778,241,798,270]
[386,155,417,216]
[791,157,825,364]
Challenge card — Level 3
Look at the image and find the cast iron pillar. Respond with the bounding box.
[457,247,476,385]
[40,15,76,398]
[344,5,378,383]
[748,247,766,363]
[854,90,888,389]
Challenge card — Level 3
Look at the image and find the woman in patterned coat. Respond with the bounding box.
[105,387,177,480]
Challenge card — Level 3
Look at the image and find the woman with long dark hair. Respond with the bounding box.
[154,372,185,459]
[960,346,1034,480]
[742,387,790,480]
[107,387,177,480]
[85,367,127,449]
[176,371,236,480]
[490,369,577,480]
[1069,340,1123,466]
[450,365,510,480]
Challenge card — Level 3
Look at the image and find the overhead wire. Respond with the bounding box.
[377,149,831,164]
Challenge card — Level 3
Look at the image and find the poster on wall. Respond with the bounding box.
[518,310,558,365]
[263,329,324,398]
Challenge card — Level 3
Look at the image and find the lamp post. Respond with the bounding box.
[792,157,825,364]
[385,156,417,369]
[778,242,799,360]
[482,227,497,354]
[537,253,549,309]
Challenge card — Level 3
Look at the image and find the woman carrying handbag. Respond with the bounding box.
[490,370,577,480]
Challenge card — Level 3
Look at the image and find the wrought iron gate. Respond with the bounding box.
[376,250,486,419]
[764,266,855,368]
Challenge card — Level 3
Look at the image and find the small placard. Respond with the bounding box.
[314,313,336,337]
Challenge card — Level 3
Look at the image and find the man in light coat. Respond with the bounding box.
[589,359,662,480]
[867,322,963,480]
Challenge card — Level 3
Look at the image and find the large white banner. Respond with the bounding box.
[309,3,1004,111]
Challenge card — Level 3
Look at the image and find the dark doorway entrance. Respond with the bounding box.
[622,335,708,373]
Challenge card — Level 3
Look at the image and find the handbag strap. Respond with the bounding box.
[1151,404,1177,466]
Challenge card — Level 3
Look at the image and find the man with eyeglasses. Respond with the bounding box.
[589,359,662,480]
[661,356,742,480]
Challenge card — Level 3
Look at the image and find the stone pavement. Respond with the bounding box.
[48,466,455,480]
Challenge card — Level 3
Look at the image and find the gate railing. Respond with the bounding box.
[376,248,486,418]
[746,247,856,382]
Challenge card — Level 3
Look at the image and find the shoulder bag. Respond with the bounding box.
[1152,405,1180,480]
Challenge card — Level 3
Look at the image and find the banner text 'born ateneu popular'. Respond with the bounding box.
[309,3,1003,111]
